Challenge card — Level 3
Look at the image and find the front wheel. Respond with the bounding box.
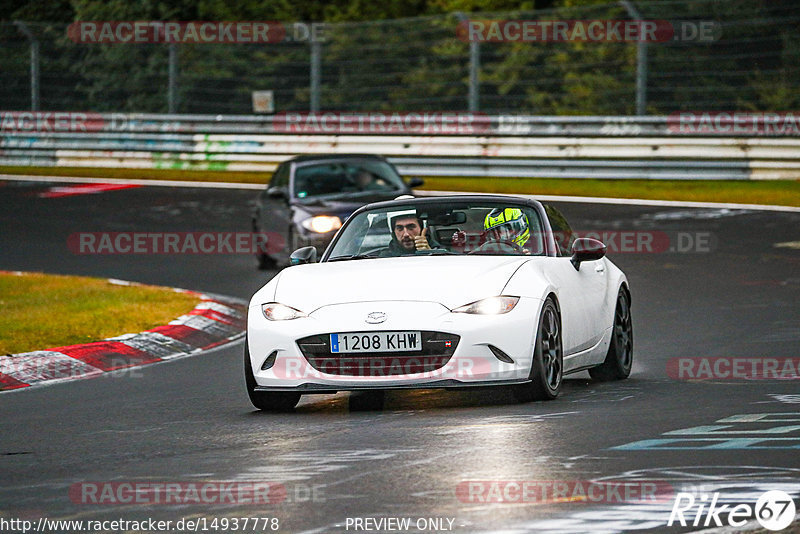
[349,390,385,411]
[589,287,633,381]
[253,221,277,270]
[514,298,562,402]
[244,338,300,411]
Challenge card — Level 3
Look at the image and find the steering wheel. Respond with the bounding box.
[468,240,524,255]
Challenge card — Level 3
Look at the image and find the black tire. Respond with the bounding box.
[589,287,633,381]
[253,220,277,270]
[348,390,385,411]
[257,251,277,270]
[244,338,300,412]
[514,298,563,402]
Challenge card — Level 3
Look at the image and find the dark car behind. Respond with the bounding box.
[252,154,423,269]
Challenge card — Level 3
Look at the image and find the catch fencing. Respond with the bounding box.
[1,0,799,115]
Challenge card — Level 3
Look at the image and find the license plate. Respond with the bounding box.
[330,331,422,353]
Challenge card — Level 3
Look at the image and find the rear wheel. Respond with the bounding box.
[514,298,562,402]
[589,287,633,381]
[244,338,300,411]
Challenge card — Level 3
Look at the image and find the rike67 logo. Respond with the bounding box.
[669,490,796,531]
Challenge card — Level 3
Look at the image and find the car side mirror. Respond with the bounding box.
[290,246,317,265]
[570,238,606,271]
[267,186,288,200]
[406,177,424,188]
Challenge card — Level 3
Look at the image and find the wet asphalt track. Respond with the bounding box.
[0,179,799,533]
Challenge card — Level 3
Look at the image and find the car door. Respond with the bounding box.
[545,205,609,365]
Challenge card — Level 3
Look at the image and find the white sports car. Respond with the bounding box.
[245,194,633,411]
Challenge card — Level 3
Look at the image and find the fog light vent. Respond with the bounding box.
[488,345,514,364]
[261,350,279,370]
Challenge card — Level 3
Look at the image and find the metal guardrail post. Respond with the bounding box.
[168,43,178,114]
[13,21,39,112]
[456,13,480,112]
[310,40,321,112]
[620,1,648,115]
[469,39,480,113]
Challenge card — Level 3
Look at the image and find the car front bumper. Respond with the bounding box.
[247,298,541,392]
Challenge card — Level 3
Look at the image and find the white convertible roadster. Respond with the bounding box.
[245,194,633,411]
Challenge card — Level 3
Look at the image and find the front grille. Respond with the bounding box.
[296,331,460,376]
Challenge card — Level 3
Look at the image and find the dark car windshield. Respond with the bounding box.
[326,200,546,260]
[293,160,405,199]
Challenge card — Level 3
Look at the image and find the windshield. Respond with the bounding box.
[326,201,545,260]
[293,160,405,199]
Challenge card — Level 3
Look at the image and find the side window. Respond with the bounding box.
[523,207,546,255]
[545,205,574,256]
[270,163,289,188]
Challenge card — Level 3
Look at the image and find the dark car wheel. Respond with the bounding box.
[589,287,633,381]
[349,390,386,411]
[244,337,300,411]
[257,251,277,270]
[514,297,562,402]
[253,220,277,270]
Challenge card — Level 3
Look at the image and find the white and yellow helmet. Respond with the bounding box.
[483,207,530,247]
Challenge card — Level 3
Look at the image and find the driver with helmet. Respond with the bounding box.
[482,207,532,252]
[450,207,533,254]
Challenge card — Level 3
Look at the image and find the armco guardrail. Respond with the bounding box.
[1,113,799,180]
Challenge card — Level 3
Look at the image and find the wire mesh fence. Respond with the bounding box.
[1,0,798,115]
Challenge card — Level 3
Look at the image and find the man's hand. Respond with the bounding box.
[415,227,431,250]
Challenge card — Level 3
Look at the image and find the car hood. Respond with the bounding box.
[268,256,530,312]
[295,192,406,219]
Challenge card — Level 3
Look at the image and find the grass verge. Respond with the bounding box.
[0,271,201,355]
[418,177,800,207]
[1,166,798,207]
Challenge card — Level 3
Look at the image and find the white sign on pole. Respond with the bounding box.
[252,90,274,113]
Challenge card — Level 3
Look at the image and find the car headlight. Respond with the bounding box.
[261,302,308,321]
[453,296,520,315]
[301,215,342,234]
